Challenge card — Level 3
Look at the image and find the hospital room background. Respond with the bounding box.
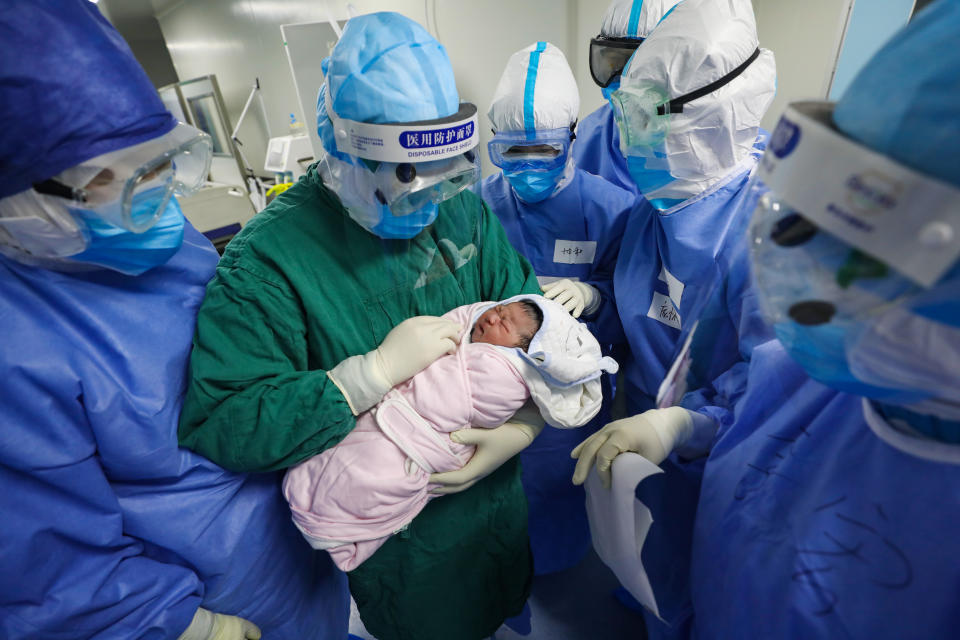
[94,0,917,252]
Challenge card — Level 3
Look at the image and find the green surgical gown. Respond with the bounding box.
[179,169,540,640]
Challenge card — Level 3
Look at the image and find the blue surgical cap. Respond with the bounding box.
[833,0,960,187]
[316,12,460,158]
[0,0,177,199]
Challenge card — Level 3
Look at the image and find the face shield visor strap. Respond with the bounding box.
[32,179,88,204]
[656,48,761,116]
[589,36,642,88]
[324,89,480,163]
[758,100,960,288]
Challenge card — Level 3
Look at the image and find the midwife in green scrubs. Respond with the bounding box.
[179,12,541,640]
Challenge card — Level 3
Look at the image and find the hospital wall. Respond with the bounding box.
[149,0,892,179]
[156,0,579,178]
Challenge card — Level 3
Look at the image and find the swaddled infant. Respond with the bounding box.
[282,294,617,571]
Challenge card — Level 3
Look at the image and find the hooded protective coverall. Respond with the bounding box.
[477,41,635,576]
[572,0,681,195]
[605,0,776,635]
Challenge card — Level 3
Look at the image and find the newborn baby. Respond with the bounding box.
[283,295,617,571]
[470,299,542,349]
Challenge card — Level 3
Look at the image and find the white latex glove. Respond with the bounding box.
[429,402,545,494]
[542,279,600,318]
[571,407,695,489]
[178,607,262,640]
[328,315,461,414]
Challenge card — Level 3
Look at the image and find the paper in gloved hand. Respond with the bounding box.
[584,452,665,621]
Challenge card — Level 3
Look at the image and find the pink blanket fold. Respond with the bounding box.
[282,302,529,571]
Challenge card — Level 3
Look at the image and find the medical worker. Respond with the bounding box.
[572,0,776,636]
[0,2,348,639]
[580,1,960,636]
[475,42,635,577]
[572,0,681,194]
[177,12,542,640]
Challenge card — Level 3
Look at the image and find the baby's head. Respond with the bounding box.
[471,300,543,351]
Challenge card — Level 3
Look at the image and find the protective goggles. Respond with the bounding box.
[589,36,642,88]
[370,150,481,216]
[487,128,574,172]
[33,123,212,232]
[611,48,761,154]
[324,88,480,164]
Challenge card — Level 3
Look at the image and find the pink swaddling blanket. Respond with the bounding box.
[282,302,530,571]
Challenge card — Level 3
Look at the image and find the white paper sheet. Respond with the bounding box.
[584,453,665,621]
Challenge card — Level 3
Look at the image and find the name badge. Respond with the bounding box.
[553,240,597,264]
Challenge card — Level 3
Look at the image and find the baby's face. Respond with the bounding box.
[471,302,537,348]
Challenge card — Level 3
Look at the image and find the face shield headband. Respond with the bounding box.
[324,88,480,163]
[756,101,960,289]
[589,36,643,89]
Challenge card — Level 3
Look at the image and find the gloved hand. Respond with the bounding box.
[571,407,695,488]
[178,607,262,640]
[328,315,461,414]
[429,402,545,494]
[542,279,600,318]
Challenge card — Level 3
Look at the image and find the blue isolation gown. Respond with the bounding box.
[571,104,639,197]
[611,139,773,638]
[0,222,349,639]
[690,339,960,639]
[477,168,635,575]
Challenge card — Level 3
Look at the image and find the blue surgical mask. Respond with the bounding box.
[625,153,672,193]
[504,164,565,203]
[70,188,185,275]
[773,320,926,405]
[369,201,439,240]
[625,155,683,209]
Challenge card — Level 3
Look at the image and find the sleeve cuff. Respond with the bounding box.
[675,409,719,460]
[327,351,390,415]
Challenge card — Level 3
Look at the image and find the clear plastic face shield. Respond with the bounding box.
[33,122,212,232]
[324,93,481,221]
[589,36,642,89]
[315,86,489,315]
[747,102,960,417]
[487,127,574,173]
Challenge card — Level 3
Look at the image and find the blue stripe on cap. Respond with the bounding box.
[627,0,644,37]
[523,42,548,139]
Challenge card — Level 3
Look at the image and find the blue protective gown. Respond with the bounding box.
[614,146,768,416]
[0,222,349,639]
[690,339,960,639]
[611,138,773,638]
[571,104,639,197]
[476,168,634,575]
